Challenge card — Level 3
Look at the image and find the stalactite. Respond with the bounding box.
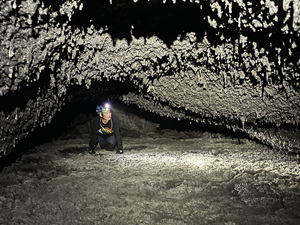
[0,0,299,157]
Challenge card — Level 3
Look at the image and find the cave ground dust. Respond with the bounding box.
[0,132,300,225]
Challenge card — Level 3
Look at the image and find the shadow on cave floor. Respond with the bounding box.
[0,133,300,224]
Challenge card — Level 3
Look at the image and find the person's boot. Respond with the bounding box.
[116,149,123,154]
[89,149,95,155]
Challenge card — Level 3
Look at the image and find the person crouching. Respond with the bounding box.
[89,103,123,154]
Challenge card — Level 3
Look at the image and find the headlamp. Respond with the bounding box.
[96,103,111,114]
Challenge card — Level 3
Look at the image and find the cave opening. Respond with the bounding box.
[0,95,250,171]
[1,0,299,160]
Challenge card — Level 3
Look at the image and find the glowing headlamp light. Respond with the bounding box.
[96,103,111,114]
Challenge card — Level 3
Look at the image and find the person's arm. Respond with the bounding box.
[113,115,123,150]
[89,116,99,151]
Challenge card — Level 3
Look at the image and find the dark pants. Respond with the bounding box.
[97,135,116,151]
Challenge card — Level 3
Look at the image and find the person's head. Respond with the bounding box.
[96,104,111,121]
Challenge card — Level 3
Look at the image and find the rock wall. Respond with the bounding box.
[0,0,300,157]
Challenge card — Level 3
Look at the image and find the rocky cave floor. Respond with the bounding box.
[0,130,300,225]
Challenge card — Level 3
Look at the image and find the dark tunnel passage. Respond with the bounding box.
[1,1,300,223]
[0,86,250,171]
[1,0,300,158]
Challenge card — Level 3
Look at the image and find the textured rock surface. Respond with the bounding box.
[0,132,300,224]
[0,0,300,156]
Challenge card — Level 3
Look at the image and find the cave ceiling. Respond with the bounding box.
[0,0,300,156]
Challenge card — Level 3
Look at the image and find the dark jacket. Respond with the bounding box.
[89,114,123,151]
